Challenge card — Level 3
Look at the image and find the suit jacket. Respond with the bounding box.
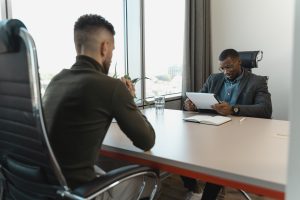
[200,70,272,118]
[43,55,155,189]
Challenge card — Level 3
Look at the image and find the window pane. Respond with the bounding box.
[144,0,185,97]
[11,0,125,94]
[0,7,3,19]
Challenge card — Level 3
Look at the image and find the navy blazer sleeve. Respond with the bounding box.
[199,75,213,93]
[238,76,272,118]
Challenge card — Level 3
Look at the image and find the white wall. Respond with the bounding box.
[287,0,300,199]
[211,0,294,120]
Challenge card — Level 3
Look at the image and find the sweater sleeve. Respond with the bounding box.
[111,81,155,151]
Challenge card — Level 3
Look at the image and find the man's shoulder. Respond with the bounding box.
[46,68,123,93]
[245,71,268,82]
[70,67,122,84]
[210,72,224,77]
[207,72,224,81]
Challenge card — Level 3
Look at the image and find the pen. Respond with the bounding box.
[240,117,246,122]
[214,94,221,104]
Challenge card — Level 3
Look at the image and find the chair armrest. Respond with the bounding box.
[73,164,158,198]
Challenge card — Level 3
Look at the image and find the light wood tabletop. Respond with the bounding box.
[101,108,289,199]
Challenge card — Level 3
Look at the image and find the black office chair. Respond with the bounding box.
[0,19,159,200]
[238,50,263,72]
[237,50,264,200]
[233,50,264,200]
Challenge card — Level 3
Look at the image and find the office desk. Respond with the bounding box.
[101,109,289,199]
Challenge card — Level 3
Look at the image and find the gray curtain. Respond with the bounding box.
[182,0,211,95]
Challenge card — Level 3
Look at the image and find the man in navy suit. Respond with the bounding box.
[183,48,272,200]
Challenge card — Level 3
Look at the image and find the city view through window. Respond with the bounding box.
[10,0,185,98]
[144,0,185,98]
[11,0,125,95]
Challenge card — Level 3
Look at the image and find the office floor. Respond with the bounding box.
[157,174,275,200]
[0,175,275,200]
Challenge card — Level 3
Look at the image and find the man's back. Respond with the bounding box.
[43,55,155,188]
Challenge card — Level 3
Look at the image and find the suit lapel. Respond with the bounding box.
[236,70,250,101]
[214,75,225,94]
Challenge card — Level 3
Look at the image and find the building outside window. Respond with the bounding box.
[9,0,185,99]
[11,0,125,94]
[144,0,185,98]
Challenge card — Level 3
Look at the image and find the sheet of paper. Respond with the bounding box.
[186,92,219,109]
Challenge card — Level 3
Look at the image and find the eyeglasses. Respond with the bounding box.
[219,59,239,72]
[219,64,235,72]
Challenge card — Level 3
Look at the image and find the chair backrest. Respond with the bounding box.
[238,50,263,72]
[0,19,160,200]
[0,19,68,199]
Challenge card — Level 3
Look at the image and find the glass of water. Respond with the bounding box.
[154,95,165,110]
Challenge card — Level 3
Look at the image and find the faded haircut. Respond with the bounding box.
[74,14,115,53]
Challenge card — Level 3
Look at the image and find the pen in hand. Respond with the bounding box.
[214,94,221,104]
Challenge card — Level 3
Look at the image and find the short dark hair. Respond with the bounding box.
[74,14,115,52]
[219,49,239,61]
[74,14,115,35]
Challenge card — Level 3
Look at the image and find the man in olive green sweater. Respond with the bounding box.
[43,14,155,199]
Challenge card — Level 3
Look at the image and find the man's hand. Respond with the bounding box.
[212,102,233,116]
[121,77,136,97]
[183,98,197,111]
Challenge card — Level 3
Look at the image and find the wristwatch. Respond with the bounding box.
[232,105,240,115]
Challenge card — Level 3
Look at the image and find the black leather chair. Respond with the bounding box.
[238,50,263,72]
[0,19,159,200]
[234,50,264,200]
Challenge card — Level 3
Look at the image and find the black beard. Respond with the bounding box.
[103,62,110,75]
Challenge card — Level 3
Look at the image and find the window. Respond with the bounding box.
[0,6,3,19]
[11,0,125,94]
[9,0,185,101]
[144,0,185,98]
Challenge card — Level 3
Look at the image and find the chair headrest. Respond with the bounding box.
[0,19,27,54]
[238,51,263,69]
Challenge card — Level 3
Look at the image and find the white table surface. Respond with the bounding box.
[102,108,289,199]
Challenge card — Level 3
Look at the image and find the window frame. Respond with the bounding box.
[3,0,183,106]
[126,0,183,107]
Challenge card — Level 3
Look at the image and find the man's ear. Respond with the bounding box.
[237,58,242,66]
[100,41,109,57]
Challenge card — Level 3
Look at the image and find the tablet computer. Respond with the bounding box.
[186,92,220,110]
